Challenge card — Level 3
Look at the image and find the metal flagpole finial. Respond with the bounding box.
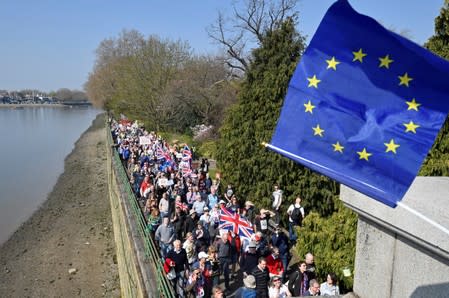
[261,142,268,147]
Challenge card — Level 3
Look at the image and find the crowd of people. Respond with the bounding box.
[110,118,342,297]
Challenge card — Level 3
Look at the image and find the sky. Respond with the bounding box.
[0,0,444,93]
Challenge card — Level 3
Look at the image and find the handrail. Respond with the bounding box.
[106,123,176,298]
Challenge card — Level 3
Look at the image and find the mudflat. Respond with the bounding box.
[0,114,120,297]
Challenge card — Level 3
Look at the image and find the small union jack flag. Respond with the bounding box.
[176,201,189,212]
[179,161,192,177]
[156,145,171,161]
[219,205,254,241]
[181,145,192,162]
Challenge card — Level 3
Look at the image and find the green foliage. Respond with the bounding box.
[421,0,449,176]
[86,30,236,134]
[159,132,193,147]
[216,18,338,216]
[196,140,217,160]
[294,198,357,292]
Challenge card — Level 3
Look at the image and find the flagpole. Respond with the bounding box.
[262,142,449,236]
[397,202,449,237]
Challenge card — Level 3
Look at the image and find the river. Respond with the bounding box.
[0,106,101,244]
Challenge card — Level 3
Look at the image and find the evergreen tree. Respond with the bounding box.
[421,0,449,175]
[216,18,338,216]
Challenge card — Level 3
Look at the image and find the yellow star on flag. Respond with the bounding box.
[384,139,400,154]
[405,98,421,111]
[398,72,413,87]
[307,75,321,88]
[332,141,344,153]
[326,57,340,70]
[304,100,316,113]
[357,148,372,161]
[379,55,394,68]
[312,124,324,137]
[352,48,367,63]
[404,121,420,133]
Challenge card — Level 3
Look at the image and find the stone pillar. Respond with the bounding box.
[340,177,449,298]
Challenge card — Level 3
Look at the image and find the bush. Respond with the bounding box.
[294,198,357,292]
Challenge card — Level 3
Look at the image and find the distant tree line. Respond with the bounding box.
[85,30,238,134]
[0,88,88,102]
[50,88,88,102]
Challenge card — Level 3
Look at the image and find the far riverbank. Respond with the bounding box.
[0,103,65,108]
[0,103,89,108]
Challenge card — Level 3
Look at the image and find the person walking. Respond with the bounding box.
[155,216,175,259]
[286,196,304,243]
[216,233,232,289]
[272,184,283,225]
[251,257,269,298]
[287,261,308,297]
[271,225,289,282]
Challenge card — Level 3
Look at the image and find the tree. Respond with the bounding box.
[55,88,73,101]
[170,55,238,132]
[421,0,449,175]
[86,29,237,134]
[216,17,340,215]
[208,0,299,75]
[85,31,192,130]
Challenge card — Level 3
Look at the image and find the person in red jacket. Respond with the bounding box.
[163,257,175,274]
[265,247,284,278]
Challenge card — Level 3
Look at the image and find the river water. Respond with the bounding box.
[0,106,101,245]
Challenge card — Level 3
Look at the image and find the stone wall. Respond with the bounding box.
[340,177,449,298]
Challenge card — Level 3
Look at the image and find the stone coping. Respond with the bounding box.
[340,177,449,258]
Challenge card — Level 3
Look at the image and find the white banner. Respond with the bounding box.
[139,136,152,145]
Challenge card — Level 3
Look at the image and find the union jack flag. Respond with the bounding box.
[219,206,254,241]
[179,161,192,177]
[156,145,171,161]
[182,145,192,162]
[176,201,189,212]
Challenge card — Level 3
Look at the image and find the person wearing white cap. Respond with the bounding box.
[234,274,257,298]
[240,241,259,275]
[191,251,211,296]
[199,206,212,230]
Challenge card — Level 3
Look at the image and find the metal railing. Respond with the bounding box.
[106,124,176,298]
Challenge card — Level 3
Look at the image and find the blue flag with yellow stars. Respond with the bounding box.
[268,0,449,207]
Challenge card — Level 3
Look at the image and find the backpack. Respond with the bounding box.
[291,206,302,225]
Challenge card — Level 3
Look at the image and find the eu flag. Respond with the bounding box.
[268,0,449,207]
